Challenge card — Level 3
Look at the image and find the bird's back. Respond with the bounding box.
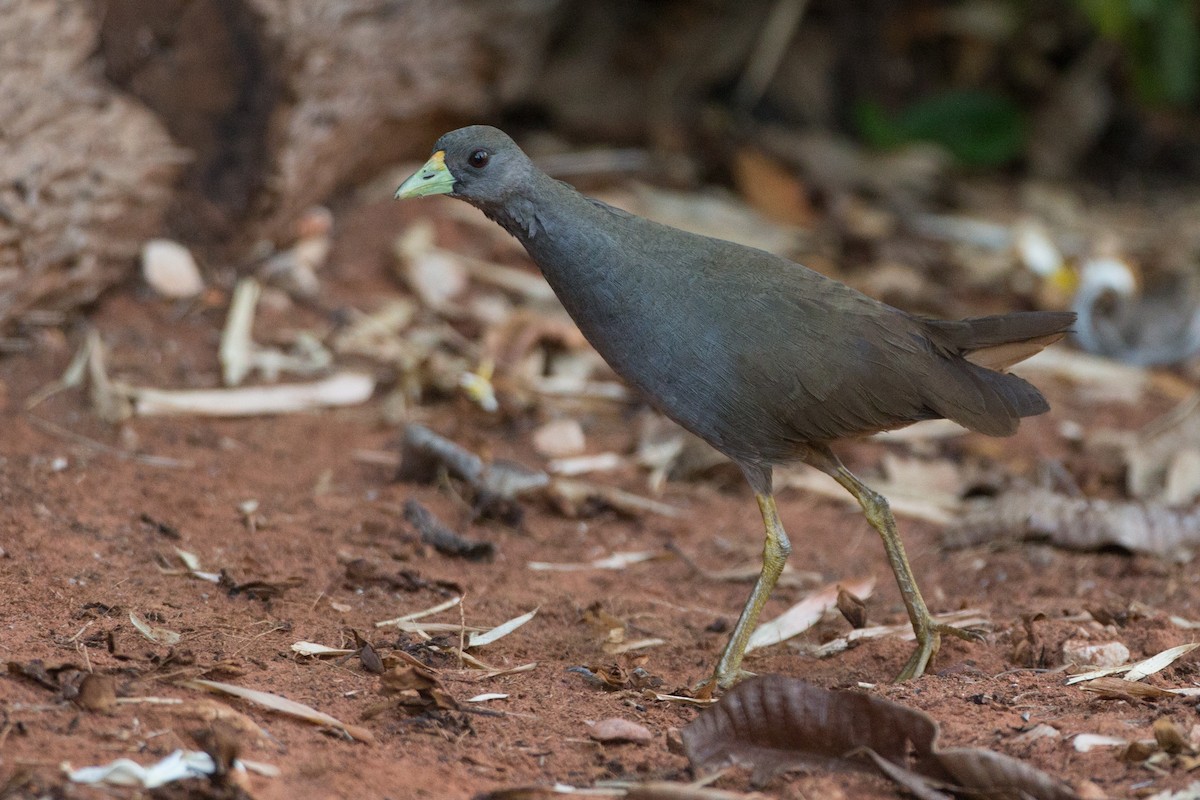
[513,179,1071,466]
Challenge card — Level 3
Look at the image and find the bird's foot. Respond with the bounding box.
[937,622,986,643]
[694,667,756,697]
[894,622,985,682]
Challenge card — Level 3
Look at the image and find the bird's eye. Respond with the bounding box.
[468,149,490,168]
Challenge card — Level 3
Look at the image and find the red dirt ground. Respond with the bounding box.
[3,195,1200,800]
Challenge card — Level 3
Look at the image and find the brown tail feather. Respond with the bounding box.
[926,311,1075,371]
[920,311,1073,435]
[963,332,1067,371]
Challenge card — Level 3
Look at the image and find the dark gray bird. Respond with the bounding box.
[396,126,1074,688]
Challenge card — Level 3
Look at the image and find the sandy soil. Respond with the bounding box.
[3,196,1199,800]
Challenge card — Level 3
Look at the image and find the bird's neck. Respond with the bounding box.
[473,172,573,244]
[480,196,542,241]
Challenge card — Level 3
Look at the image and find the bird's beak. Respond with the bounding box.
[394,151,456,199]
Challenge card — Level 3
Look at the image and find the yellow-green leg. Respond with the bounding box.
[711,492,791,689]
[825,460,978,681]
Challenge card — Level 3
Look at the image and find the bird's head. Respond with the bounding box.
[394,126,531,208]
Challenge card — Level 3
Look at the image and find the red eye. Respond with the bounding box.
[468,149,490,168]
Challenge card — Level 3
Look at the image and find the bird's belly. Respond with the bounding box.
[560,284,796,465]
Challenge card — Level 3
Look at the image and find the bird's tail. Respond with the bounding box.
[927,311,1076,370]
[921,311,1075,436]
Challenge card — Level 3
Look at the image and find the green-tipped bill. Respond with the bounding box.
[394,150,456,199]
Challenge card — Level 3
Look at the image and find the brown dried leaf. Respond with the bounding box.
[582,602,627,644]
[379,664,440,694]
[836,587,868,629]
[953,488,1200,560]
[681,675,1077,799]
[1076,676,1176,701]
[184,678,374,744]
[358,641,384,675]
[731,148,813,227]
[571,663,630,690]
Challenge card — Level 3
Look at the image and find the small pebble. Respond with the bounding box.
[588,718,652,745]
[1062,639,1129,668]
[533,418,586,458]
[142,239,204,298]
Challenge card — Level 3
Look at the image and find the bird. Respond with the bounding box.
[395,125,1074,688]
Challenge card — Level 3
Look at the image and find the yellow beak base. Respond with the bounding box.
[394,151,455,199]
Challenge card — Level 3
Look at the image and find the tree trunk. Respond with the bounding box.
[1,0,562,333]
[0,0,185,333]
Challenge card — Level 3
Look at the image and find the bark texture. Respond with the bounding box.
[0,0,185,332]
[2,0,562,331]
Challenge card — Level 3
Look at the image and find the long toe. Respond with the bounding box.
[704,667,756,692]
[935,622,986,643]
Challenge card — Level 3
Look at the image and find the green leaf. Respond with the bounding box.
[856,91,1027,167]
[1155,0,1200,104]
[1077,0,1134,38]
[854,100,907,151]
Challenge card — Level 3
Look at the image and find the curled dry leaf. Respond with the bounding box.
[374,595,462,628]
[953,487,1200,561]
[623,782,774,800]
[219,278,259,387]
[258,206,332,298]
[836,586,868,629]
[473,782,768,799]
[380,663,439,694]
[681,675,1077,799]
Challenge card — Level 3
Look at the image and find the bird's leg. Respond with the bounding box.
[710,492,792,689]
[813,448,976,681]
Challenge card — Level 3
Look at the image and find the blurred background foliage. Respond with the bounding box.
[1078,0,1199,107]
[522,0,1200,183]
